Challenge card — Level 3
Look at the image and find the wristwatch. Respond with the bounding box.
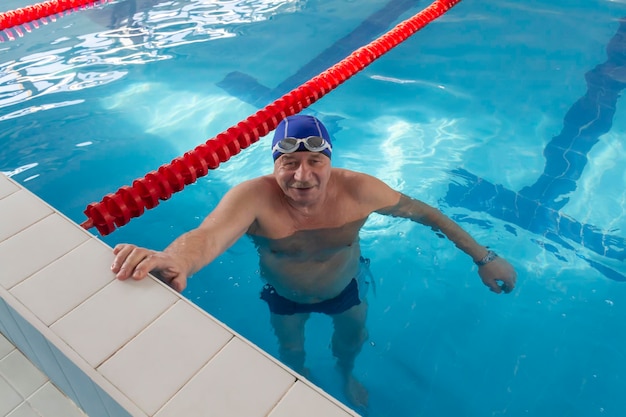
[475,250,498,266]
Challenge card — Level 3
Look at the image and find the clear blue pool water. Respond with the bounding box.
[2,0,626,416]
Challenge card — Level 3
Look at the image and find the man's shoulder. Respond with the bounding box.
[230,175,280,200]
[331,168,377,186]
[331,167,363,178]
[220,176,281,216]
[235,175,275,189]
[330,168,398,208]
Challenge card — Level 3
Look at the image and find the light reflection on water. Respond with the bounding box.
[0,0,300,113]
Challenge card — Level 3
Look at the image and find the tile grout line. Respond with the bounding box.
[0,210,55,252]
[0,350,47,395]
[0,344,16,361]
[93,299,190,371]
[0,186,18,200]
[149,333,238,416]
[2,212,88,292]
[0,284,147,416]
[10,238,103,327]
[0,370,24,402]
[265,381,298,417]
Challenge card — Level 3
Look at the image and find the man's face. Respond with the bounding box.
[273,152,331,205]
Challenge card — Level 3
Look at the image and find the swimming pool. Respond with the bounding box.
[2,0,626,415]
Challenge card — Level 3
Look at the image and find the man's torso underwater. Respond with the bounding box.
[249,218,368,303]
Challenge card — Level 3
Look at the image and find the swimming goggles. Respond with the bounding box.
[272,136,332,155]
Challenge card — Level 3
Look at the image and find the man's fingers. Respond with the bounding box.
[485,277,517,294]
[111,245,137,276]
[489,281,502,294]
[480,259,517,295]
[112,243,128,255]
[170,277,185,293]
[501,278,515,293]
[502,271,517,293]
[495,275,516,294]
[127,251,158,280]
[112,246,156,280]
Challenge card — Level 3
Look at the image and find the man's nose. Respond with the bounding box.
[294,163,311,181]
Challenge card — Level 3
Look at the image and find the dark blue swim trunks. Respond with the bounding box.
[261,278,360,315]
[260,257,371,315]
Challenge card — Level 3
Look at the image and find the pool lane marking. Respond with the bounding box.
[445,19,626,281]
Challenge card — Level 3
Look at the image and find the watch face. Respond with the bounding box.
[477,251,498,266]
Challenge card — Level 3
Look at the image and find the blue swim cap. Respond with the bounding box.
[272,115,332,161]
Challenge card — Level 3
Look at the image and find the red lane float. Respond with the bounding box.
[78,0,463,235]
[0,0,110,32]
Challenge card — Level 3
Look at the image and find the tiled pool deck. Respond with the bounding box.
[0,173,359,417]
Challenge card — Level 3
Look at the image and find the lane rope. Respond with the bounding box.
[3,0,462,235]
[0,0,111,40]
[81,0,462,235]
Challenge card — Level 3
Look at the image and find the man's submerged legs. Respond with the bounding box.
[331,301,369,411]
[266,296,369,412]
[269,312,311,377]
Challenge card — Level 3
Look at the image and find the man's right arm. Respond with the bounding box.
[348,172,517,294]
[111,178,263,291]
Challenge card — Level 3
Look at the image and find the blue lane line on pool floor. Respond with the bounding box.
[445,19,626,281]
[219,3,625,281]
[216,0,421,108]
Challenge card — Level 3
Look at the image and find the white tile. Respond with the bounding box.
[0,214,90,289]
[155,338,295,417]
[268,381,354,417]
[0,190,53,242]
[0,174,19,199]
[51,278,178,367]
[0,333,14,359]
[26,382,87,417]
[11,239,117,325]
[7,402,41,417]
[99,300,233,415]
[0,374,23,416]
[0,350,48,398]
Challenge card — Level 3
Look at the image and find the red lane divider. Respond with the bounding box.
[79,0,462,235]
[0,0,110,32]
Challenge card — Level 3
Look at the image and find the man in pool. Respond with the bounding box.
[111,114,517,411]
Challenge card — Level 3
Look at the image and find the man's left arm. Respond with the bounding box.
[376,192,517,294]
